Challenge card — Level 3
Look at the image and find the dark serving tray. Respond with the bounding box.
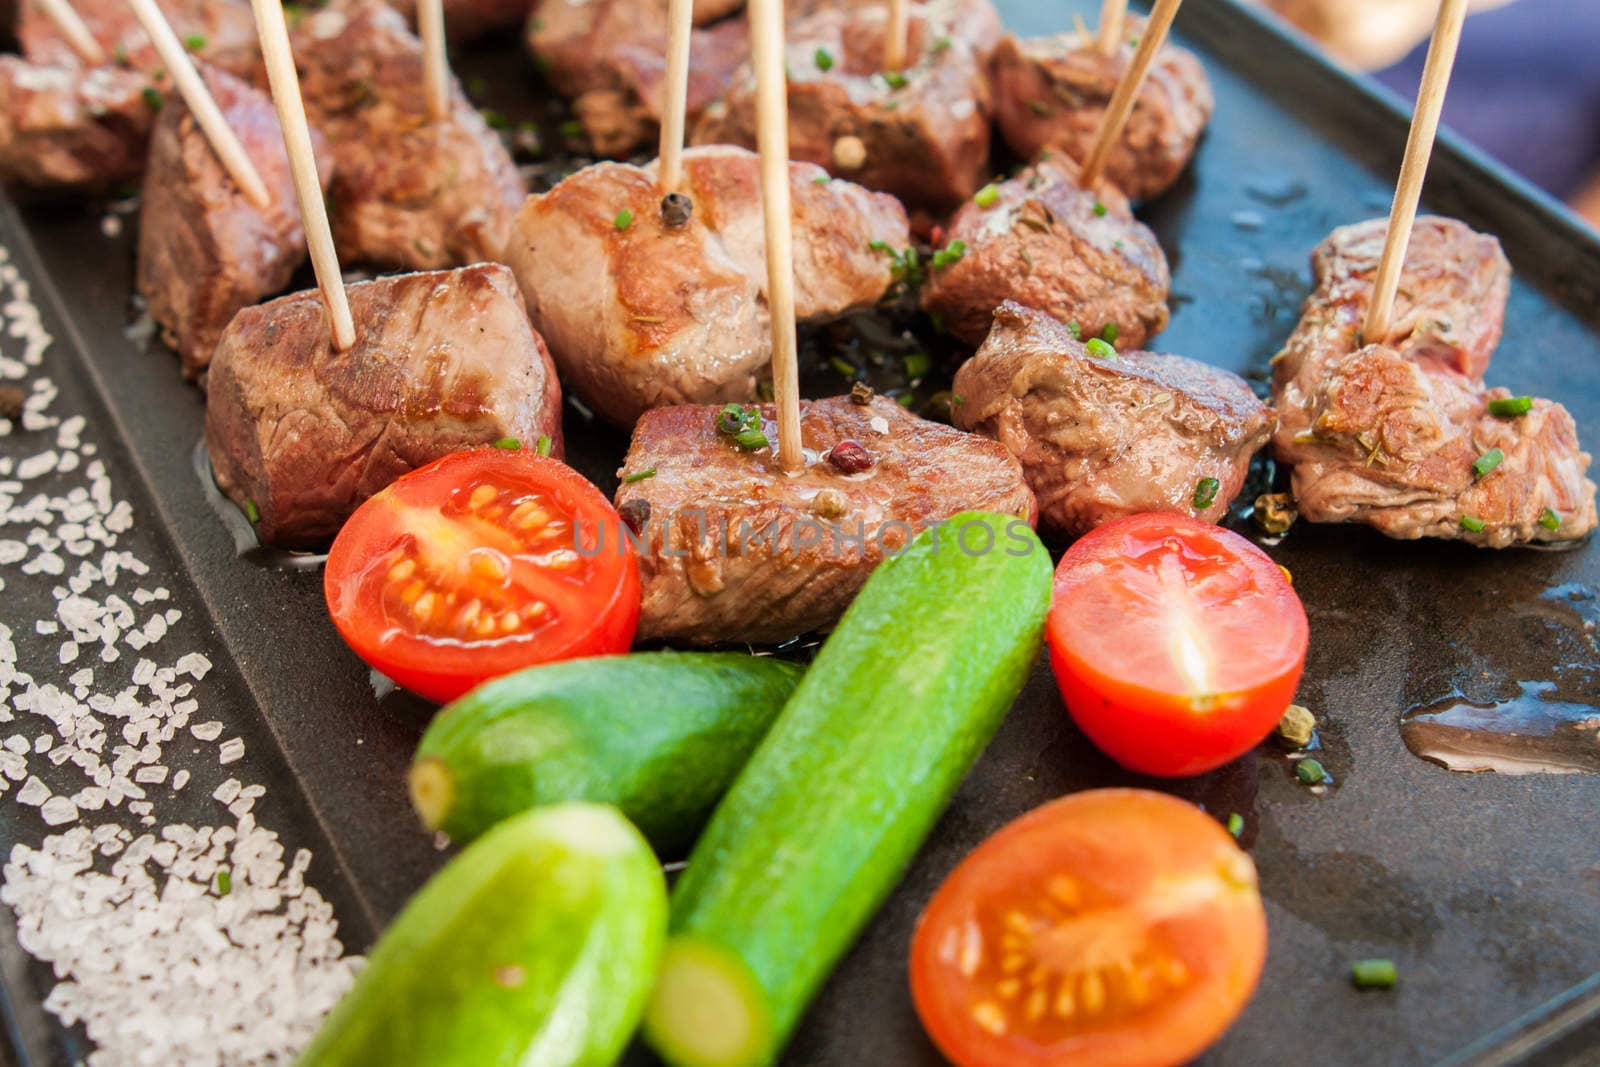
[1,0,1598,1063]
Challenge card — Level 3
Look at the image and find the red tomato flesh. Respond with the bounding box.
[910,789,1267,1067]
[1047,512,1308,777]
[324,450,639,703]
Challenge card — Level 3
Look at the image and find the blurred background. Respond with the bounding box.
[1249,0,1600,230]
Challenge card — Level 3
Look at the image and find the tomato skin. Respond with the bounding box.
[909,789,1267,1067]
[324,450,640,703]
[1047,513,1308,777]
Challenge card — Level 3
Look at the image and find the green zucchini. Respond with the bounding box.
[410,653,804,854]
[299,802,666,1067]
[642,512,1053,1067]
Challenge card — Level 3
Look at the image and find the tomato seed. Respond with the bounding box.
[499,611,520,631]
[457,600,482,633]
[1054,984,1076,1017]
[388,558,417,582]
[1001,954,1025,975]
[1081,971,1105,1014]
[996,978,1020,1000]
[972,1001,1006,1036]
[400,579,425,604]
[469,484,497,510]
[414,592,436,622]
[1025,987,1047,1022]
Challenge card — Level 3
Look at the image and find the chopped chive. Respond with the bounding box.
[1101,322,1119,344]
[1487,395,1533,418]
[732,427,770,451]
[1226,813,1244,837]
[814,47,834,71]
[1472,447,1504,479]
[903,351,932,379]
[558,118,584,138]
[1539,507,1561,531]
[480,108,509,130]
[535,434,553,456]
[623,467,657,483]
[1193,477,1220,510]
[1085,337,1117,360]
[492,436,521,450]
[243,499,259,524]
[974,183,1000,208]
[183,33,207,50]
[1065,320,1082,340]
[1093,200,1107,217]
[812,174,832,184]
[214,868,231,895]
[113,44,129,66]
[1027,99,1051,116]
[142,87,163,111]
[829,356,857,379]
[1459,515,1485,533]
[929,240,967,270]
[614,208,634,231]
[882,70,908,90]
[1351,959,1397,989]
[932,35,952,51]
[1295,758,1327,785]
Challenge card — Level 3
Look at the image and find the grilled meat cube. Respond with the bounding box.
[1271,218,1594,546]
[18,0,259,79]
[616,395,1036,644]
[504,145,908,427]
[205,264,564,548]
[954,302,1273,535]
[137,64,332,379]
[292,0,525,269]
[921,158,1169,348]
[528,0,744,100]
[991,18,1212,201]
[0,58,154,193]
[692,0,999,213]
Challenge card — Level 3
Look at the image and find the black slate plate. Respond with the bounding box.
[1,0,1599,1063]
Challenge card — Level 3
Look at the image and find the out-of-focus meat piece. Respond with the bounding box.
[293,0,525,269]
[954,302,1273,535]
[383,0,537,41]
[505,145,908,426]
[18,0,259,79]
[921,158,1169,348]
[1271,217,1596,546]
[616,395,1036,644]
[991,17,1212,201]
[0,58,153,193]
[693,0,998,212]
[137,65,331,379]
[205,264,564,548]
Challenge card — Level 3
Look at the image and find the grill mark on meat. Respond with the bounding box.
[954,302,1272,535]
[0,58,154,193]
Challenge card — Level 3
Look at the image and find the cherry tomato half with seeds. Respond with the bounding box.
[1047,512,1308,777]
[324,449,640,703]
[910,789,1267,1067]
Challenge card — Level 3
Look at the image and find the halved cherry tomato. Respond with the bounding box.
[910,789,1267,1067]
[1047,512,1307,777]
[324,449,639,703]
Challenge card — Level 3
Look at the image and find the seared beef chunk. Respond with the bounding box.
[693,0,999,213]
[18,0,259,79]
[1272,218,1597,546]
[921,158,1169,348]
[529,0,743,98]
[137,65,331,379]
[0,58,153,193]
[206,264,564,548]
[616,395,1035,644]
[955,302,1272,535]
[293,0,525,269]
[991,17,1212,201]
[505,145,908,427]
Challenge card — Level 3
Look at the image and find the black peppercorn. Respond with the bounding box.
[660,193,693,228]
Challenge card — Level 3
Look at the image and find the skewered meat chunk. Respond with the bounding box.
[504,145,909,427]
[1271,217,1597,546]
[616,394,1036,644]
[954,302,1273,535]
[920,158,1170,348]
[528,0,744,100]
[292,0,525,269]
[205,264,564,548]
[0,58,154,193]
[18,0,260,80]
[137,64,331,379]
[991,17,1212,201]
[693,0,999,213]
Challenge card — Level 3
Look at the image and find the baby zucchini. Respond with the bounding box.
[643,512,1053,1067]
[411,652,803,854]
[299,802,666,1067]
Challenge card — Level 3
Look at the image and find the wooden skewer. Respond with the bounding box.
[1363,0,1469,342]
[248,0,355,351]
[657,0,693,192]
[417,0,450,121]
[34,0,105,66]
[749,0,802,473]
[1096,0,1129,55]
[884,0,908,71]
[126,0,271,209]
[1078,0,1182,191]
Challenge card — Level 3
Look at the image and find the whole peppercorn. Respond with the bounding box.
[618,498,651,535]
[660,193,693,228]
[827,439,873,474]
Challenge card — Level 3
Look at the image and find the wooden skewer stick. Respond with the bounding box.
[1363,0,1469,342]
[1079,0,1182,190]
[126,0,270,209]
[34,0,105,66]
[249,0,356,351]
[657,0,693,192]
[749,0,802,473]
[1097,0,1129,55]
[884,0,908,71]
[417,0,450,121]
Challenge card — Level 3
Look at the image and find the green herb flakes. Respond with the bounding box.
[1192,477,1220,510]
